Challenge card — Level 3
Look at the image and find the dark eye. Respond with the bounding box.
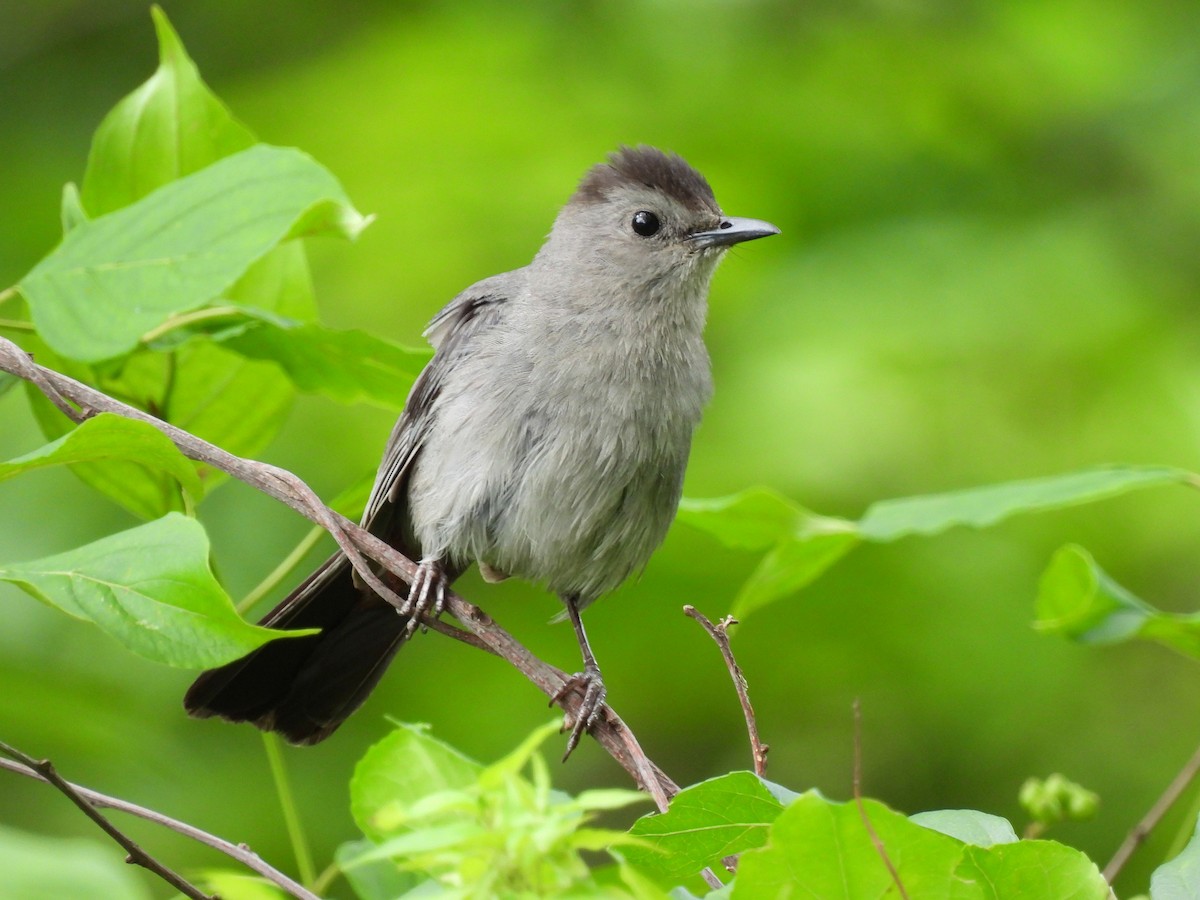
[631,210,661,237]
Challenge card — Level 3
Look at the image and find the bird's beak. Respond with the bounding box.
[688,216,780,249]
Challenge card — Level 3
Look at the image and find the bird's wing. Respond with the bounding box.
[360,283,510,536]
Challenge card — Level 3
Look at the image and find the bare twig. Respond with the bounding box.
[0,743,216,900]
[1103,738,1200,883]
[0,752,319,899]
[0,334,679,809]
[853,700,909,899]
[684,605,768,777]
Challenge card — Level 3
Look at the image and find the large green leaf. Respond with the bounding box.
[19,8,314,517]
[1036,544,1200,661]
[22,144,369,362]
[350,723,483,843]
[80,6,255,216]
[0,413,201,508]
[732,792,1109,899]
[622,772,791,883]
[0,513,309,667]
[173,306,430,409]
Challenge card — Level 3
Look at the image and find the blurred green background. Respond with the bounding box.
[2,0,1199,895]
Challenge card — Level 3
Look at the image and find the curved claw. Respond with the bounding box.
[403,557,447,636]
[551,664,606,760]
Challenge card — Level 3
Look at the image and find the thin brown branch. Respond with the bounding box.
[0,743,217,900]
[853,700,909,900]
[0,334,679,810]
[1103,738,1200,883]
[684,605,768,777]
[0,752,319,899]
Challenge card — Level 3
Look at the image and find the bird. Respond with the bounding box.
[184,146,779,755]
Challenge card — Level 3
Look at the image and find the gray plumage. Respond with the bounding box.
[185,146,778,746]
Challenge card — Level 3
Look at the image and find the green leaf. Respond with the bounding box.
[677,488,819,551]
[194,870,286,900]
[731,527,859,620]
[1151,813,1200,900]
[0,413,202,507]
[192,306,430,409]
[1035,544,1200,661]
[350,723,483,842]
[20,7,312,516]
[24,337,295,518]
[333,839,423,900]
[732,792,1109,899]
[623,772,790,883]
[80,5,255,216]
[859,465,1188,541]
[60,182,88,233]
[0,371,17,399]
[910,809,1019,847]
[0,513,310,667]
[22,144,371,363]
[677,488,860,619]
[0,823,152,900]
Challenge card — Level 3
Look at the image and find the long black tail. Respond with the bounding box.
[184,553,411,744]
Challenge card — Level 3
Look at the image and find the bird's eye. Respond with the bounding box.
[631,210,661,237]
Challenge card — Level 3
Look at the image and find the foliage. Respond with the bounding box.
[1,4,1199,899]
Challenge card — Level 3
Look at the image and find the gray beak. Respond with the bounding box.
[689,216,780,249]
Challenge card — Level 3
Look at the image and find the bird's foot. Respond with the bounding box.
[551,661,606,760]
[402,557,447,636]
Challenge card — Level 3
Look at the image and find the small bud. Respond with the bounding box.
[1019,774,1100,826]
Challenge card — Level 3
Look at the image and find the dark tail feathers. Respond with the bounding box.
[184,553,410,744]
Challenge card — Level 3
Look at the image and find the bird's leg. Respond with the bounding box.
[551,594,607,760]
[402,556,448,636]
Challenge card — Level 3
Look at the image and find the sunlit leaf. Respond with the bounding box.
[0,413,201,508]
[80,5,255,215]
[910,809,1019,847]
[22,144,370,363]
[623,772,789,883]
[0,513,310,667]
[732,792,1108,899]
[350,723,482,842]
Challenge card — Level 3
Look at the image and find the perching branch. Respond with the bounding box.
[684,605,768,777]
[0,743,323,900]
[0,335,678,813]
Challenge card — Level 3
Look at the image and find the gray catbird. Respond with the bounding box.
[185,146,778,753]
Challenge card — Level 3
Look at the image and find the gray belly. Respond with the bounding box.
[407,384,696,602]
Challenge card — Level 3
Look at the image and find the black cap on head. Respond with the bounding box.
[573,146,719,216]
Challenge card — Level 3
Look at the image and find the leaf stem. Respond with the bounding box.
[0,285,17,306]
[140,304,243,344]
[0,318,34,332]
[239,525,325,614]
[262,733,317,887]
